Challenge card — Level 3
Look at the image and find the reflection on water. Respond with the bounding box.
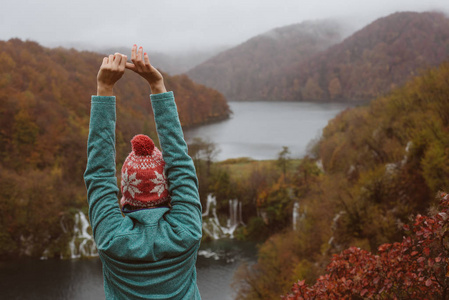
[0,258,105,300]
[185,101,349,161]
[197,239,257,300]
[0,240,256,300]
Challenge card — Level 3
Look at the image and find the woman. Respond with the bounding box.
[84,44,202,299]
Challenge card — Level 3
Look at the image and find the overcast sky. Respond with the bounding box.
[1,0,449,53]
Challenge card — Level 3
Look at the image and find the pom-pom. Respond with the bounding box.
[131,134,155,156]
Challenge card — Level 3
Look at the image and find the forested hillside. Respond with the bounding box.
[187,20,344,101]
[0,39,230,258]
[234,60,449,298]
[189,11,449,102]
[272,11,449,101]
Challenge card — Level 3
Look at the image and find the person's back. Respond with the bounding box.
[84,45,202,299]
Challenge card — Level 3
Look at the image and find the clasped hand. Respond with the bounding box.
[97,45,166,96]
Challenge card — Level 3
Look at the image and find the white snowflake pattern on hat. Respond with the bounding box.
[150,171,168,196]
[121,170,142,198]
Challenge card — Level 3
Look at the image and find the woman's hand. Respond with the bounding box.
[126,45,167,94]
[97,53,127,96]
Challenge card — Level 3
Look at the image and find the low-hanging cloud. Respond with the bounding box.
[1,0,449,53]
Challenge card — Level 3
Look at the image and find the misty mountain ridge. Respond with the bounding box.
[187,19,346,101]
[188,11,449,102]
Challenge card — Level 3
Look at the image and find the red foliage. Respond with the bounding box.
[283,193,449,299]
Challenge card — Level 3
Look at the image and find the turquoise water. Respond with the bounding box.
[185,101,348,160]
[0,240,256,300]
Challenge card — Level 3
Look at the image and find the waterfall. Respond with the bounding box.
[201,195,224,240]
[222,199,238,238]
[228,199,239,230]
[69,211,98,259]
[293,202,300,230]
[202,194,216,217]
[202,194,245,239]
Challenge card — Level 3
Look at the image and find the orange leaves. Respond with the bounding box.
[0,39,231,258]
[283,193,449,299]
[281,47,449,300]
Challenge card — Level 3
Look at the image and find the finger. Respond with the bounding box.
[144,52,151,66]
[125,62,137,71]
[101,56,108,66]
[108,54,114,66]
[131,44,137,62]
[113,53,123,66]
[119,55,127,70]
[133,46,144,71]
[137,46,143,63]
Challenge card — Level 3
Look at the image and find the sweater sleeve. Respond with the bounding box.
[84,96,123,249]
[150,92,202,240]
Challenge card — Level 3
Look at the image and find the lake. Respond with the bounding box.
[185,101,349,161]
[0,101,349,300]
[0,240,256,300]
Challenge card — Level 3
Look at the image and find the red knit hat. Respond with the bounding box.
[120,134,170,209]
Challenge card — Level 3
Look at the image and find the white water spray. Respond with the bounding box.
[202,195,223,239]
[293,202,300,231]
[202,194,245,239]
[69,211,98,259]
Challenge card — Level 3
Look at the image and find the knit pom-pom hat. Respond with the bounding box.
[120,134,170,209]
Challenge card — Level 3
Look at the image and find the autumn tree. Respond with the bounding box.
[277,146,291,179]
[283,193,449,299]
[0,38,230,258]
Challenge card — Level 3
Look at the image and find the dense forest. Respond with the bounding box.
[187,19,344,101]
[189,11,449,102]
[0,39,230,258]
[226,60,449,299]
[283,194,449,298]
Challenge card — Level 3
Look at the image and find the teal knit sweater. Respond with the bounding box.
[84,92,202,299]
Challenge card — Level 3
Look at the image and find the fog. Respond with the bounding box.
[1,0,449,53]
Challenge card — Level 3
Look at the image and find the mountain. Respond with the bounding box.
[188,11,449,102]
[274,11,449,101]
[0,39,230,258]
[187,20,345,101]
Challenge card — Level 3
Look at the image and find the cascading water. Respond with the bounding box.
[293,202,300,230]
[202,194,245,239]
[67,195,244,258]
[202,195,223,239]
[69,211,98,259]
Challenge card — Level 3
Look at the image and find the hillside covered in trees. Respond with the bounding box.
[0,39,230,258]
[231,60,449,298]
[189,11,449,102]
[187,19,344,101]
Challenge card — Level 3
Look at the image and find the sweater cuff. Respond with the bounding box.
[91,95,116,104]
[150,91,174,102]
